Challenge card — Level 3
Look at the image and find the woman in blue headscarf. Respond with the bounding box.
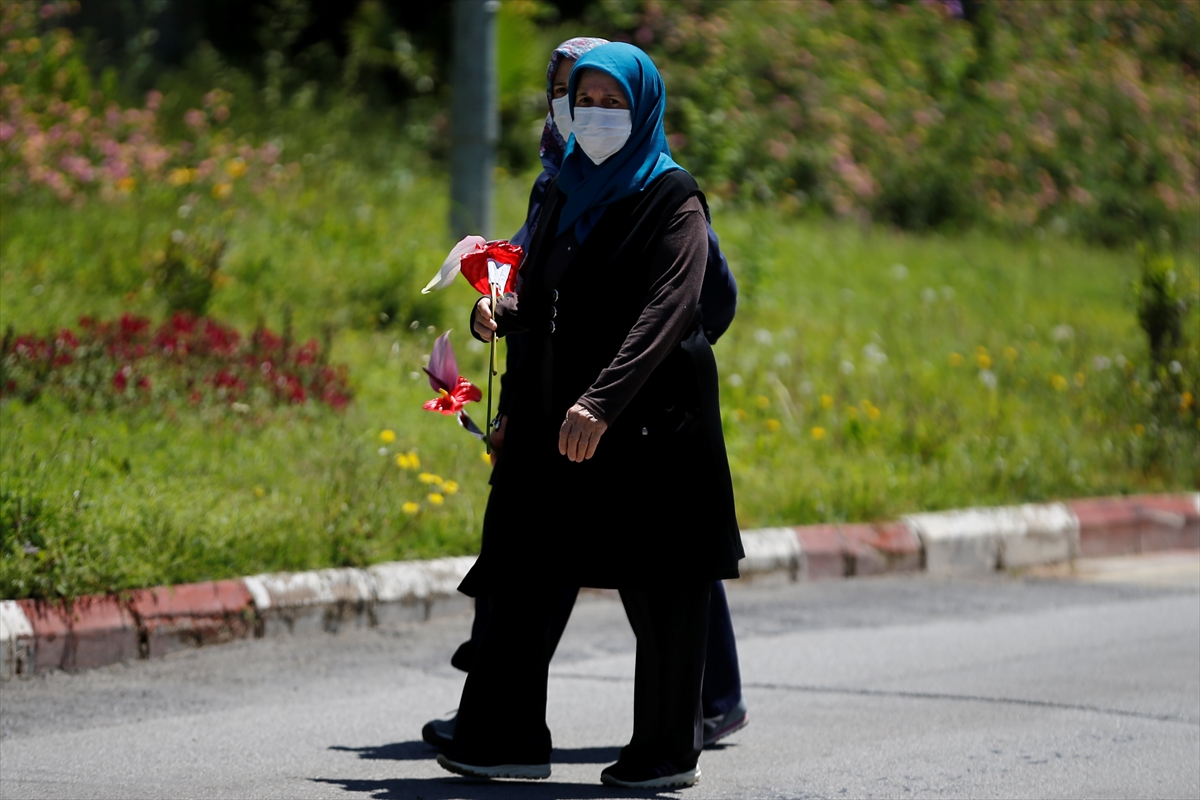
[423,35,748,759]
[440,43,743,789]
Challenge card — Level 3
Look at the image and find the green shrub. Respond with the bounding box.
[583,0,1200,246]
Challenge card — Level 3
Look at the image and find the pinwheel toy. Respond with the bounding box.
[422,237,524,453]
[422,331,484,439]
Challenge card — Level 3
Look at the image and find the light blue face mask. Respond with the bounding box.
[570,107,632,165]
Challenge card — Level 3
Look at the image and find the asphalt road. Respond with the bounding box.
[1,552,1197,800]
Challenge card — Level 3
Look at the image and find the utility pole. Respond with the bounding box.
[450,0,498,239]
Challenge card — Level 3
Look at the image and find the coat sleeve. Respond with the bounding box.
[575,195,707,424]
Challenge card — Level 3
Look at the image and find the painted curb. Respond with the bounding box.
[1,493,1196,678]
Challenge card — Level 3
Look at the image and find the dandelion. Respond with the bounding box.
[1073,372,1086,388]
[861,400,881,420]
[253,486,265,498]
[755,395,770,409]
[379,429,396,444]
[116,176,136,193]
[443,480,459,495]
[1050,374,1068,391]
[765,419,781,433]
[418,472,443,486]
[810,426,826,440]
[481,450,492,464]
[212,182,232,200]
[402,501,420,514]
[406,451,420,469]
[1181,392,1194,410]
[1133,423,1145,437]
[976,353,993,370]
[428,493,445,505]
[734,408,747,421]
[948,352,963,367]
[819,394,834,409]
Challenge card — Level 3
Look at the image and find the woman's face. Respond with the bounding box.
[574,69,630,110]
[551,57,575,101]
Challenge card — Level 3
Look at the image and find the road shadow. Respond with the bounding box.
[330,741,622,765]
[311,776,684,799]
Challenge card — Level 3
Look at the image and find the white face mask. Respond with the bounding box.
[571,107,632,165]
[551,95,573,142]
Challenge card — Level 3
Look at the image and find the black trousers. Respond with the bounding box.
[453,581,742,718]
[449,582,711,769]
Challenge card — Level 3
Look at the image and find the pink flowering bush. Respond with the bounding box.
[0,312,352,412]
[0,1,289,205]
[589,0,1200,244]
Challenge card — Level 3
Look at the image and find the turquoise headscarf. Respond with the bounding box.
[556,43,683,241]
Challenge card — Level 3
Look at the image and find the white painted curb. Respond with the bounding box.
[369,556,476,624]
[903,502,1079,575]
[243,567,375,636]
[740,528,803,581]
[0,600,34,680]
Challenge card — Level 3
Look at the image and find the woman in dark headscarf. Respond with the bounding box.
[439,43,743,789]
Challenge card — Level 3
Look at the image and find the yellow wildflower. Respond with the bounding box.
[976,353,993,370]
[116,176,136,193]
[406,451,420,469]
[948,352,964,367]
[734,408,747,422]
[167,167,195,186]
[975,345,989,356]
[1182,391,1194,410]
[402,501,419,514]
[1050,374,1068,391]
[765,419,781,433]
[395,453,410,469]
[810,426,826,440]
[427,493,445,505]
[212,182,232,200]
[253,486,265,498]
[418,472,443,486]
[1073,372,1086,388]
[442,480,459,495]
[819,394,834,409]
[481,450,492,464]
[225,157,247,179]
[755,395,770,410]
[862,400,881,421]
[379,429,396,444]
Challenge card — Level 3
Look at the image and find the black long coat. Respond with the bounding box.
[458,170,743,595]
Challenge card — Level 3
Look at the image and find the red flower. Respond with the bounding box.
[423,376,482,415]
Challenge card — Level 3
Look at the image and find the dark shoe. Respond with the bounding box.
[421,713,456,750]
[703,697,749,747]
[437,752,551,780]
[600,759,700,789]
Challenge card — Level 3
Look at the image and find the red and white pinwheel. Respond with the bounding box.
[421,236,523,297]
[422,332,485,438]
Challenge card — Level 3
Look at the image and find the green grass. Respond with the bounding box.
[1,166,1197,600]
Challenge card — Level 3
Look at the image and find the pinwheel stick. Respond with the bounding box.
[485,284,499,454]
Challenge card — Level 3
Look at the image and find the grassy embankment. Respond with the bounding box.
[1,163,1197,600]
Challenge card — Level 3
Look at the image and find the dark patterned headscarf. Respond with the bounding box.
[538,37,609,176]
